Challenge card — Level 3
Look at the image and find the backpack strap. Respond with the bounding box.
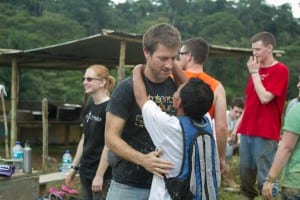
[178,116,219,200]
[164,116,219,200]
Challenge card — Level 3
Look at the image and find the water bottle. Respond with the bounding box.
[12,141,24,173]
[61,149,72,174]
[23,143,32,173]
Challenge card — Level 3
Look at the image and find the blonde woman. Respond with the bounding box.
[65,64,115,200]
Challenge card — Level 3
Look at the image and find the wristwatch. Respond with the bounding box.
[265,175,276,183]
[70,165,79,171]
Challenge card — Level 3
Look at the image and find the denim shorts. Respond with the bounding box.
[106,180,150,200]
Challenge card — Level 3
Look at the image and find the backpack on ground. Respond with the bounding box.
[164,116,221,200]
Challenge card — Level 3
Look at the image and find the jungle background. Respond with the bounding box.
[0,1,298,199]
[0,0,299,105]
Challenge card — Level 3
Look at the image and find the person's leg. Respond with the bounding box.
[222,146,239,189]
[106,180,150,200]
[80,175,93,200]
[239,135,259,199]
[93,179,111,200]
[226,143,234,161]
[254,137,279,198]
[232,143,239,156]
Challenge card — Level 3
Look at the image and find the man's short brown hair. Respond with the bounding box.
[251,31,276,49]
[143,23,181,55]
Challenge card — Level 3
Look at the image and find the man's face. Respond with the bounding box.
[175,45,189,70]
[229,106,243,120]
[251,41,273,63]
[144,44,178,82]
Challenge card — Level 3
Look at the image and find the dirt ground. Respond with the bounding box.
[1,144,272,200]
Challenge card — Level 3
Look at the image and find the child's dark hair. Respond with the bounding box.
[180,78,213,121]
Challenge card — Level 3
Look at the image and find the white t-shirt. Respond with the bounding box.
[142,100,212,200]
[226,110,237,132]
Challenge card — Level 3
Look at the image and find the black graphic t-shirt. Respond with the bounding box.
[106,76,177,188]
[80,101,112,180]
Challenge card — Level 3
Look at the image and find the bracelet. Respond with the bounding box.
[70,165,79,171]
[265,175,276,183]
[250,71,259,74]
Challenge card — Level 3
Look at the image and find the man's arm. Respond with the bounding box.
[251,73,274,104]
[105,112,140,164]
[214,84,228,173]
[247,56,274,104]
[262,131,298,199]
[172,62,187,86]
[230,111,243,144]
[105,111,172,178]
[132,64,148,109]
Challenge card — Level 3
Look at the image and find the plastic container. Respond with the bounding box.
[61,149,72,174]
[12,141,24,173]
[23,143,32,173]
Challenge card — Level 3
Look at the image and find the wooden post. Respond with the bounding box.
[10,58,18,154]
[0,91,9,158]
[42,98,48,171]
[117,41,126,82]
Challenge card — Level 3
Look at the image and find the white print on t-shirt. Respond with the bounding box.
[85,112,102,123]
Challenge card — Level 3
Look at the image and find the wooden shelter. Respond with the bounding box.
[0,29,285,152]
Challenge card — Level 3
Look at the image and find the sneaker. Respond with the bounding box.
[48,187,64,200]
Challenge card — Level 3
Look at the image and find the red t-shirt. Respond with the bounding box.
[237,62,289,141]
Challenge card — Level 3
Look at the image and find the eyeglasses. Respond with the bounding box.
[177,51,189,56]
[82,77,101,82]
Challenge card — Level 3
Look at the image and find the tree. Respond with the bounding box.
[1,0,300,103]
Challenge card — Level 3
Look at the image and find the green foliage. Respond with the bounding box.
[198,12,245,46]
[0,9,85,49]
[19,69,84,103]
[0,0,300,104]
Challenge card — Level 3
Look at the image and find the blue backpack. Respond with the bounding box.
[164,116,221,200]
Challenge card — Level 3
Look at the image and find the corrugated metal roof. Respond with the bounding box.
[0,30,284,70]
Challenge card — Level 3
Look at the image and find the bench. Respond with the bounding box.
[39,172,79,195]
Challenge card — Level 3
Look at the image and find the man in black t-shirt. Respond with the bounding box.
[105,23,185,200]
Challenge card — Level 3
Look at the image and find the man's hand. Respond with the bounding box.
[262,181,275,200]
[230,132,238,144]
[140,150,173,179]
[247,56,260,73]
